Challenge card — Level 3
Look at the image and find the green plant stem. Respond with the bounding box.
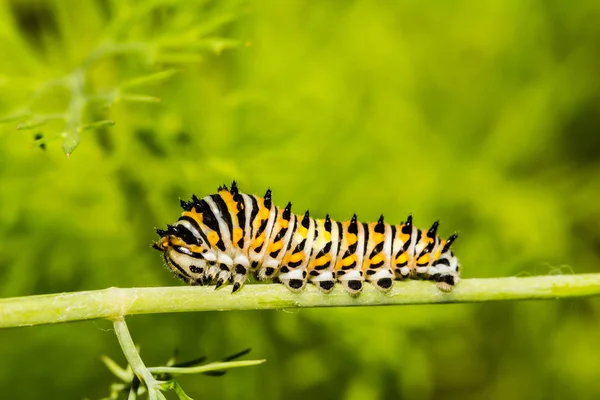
[113,318,162,400]
[148,359,266,375]
[1,274,600,329]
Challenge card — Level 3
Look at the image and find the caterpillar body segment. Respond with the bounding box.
[154,182,460,294]
[305,216,340,293]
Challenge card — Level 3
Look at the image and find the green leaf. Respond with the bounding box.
[119,70,179,89]
[171,38,240,55]
[79,120,116,131]
[194,13,238,38]
[156,381,194,400]
[16,117,47,131]
[171,381,194,400]
[119,94,162,103]
[101,355,133,383]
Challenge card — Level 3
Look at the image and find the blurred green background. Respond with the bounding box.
[1,0,600,399]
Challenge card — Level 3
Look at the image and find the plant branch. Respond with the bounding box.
[113,318,163,400]
[1,274,600,329]
[148,359,266,375]
[113,319,156,384]
[113,318,166,400]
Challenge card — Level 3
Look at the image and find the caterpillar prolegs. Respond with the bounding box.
[153,182,460,294]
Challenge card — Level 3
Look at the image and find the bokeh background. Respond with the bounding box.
[1,0,600,399]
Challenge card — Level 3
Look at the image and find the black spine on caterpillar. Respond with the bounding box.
[154,182,460,294]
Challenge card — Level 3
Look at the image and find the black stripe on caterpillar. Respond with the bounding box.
[153,181,460,294]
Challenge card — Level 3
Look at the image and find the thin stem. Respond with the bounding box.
[1,274,600,329]
[148,359,266,375]
[113,318,160,400]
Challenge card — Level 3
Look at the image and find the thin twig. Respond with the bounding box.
[1,274,600,329]
[113,318,162,400]
[148,359,267,375]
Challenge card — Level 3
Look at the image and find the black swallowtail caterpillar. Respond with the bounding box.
[153,182,460,294]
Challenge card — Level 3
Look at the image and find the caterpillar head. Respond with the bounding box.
[153,220,212,285]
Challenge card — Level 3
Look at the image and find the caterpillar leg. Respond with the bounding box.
[215,266,231,289]
[317,280,335,292]
[395,266,411,280]
[278,267,307,292]
[308,270,335,293]
[432,273,459,292]
[365,268,395,292]
[230,258,250,293]
[336,270,364,295]
[257,258,280,281]
[213,252,234,289]
[309,271,336,293]
[200,249,219,284]
[202,261,217,284]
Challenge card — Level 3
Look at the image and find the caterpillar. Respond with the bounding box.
[153,182,460,294]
